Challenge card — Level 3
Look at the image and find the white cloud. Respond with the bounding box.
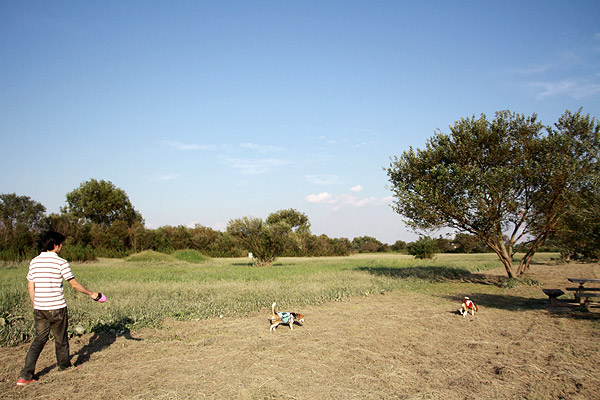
[350,185,363,192]
[223,157,290,175]
[306,192,336,204]
[239,142,282,153]
[336,194,380,210]
[306,192,392,211]
[161,140,215,151]
[153,173,179,181]
[531,79,600,100]
[509,63,555,75]
[306,174,343,185]
[161,141,283,153]
[509,42,600,100]
[318,136,344,145]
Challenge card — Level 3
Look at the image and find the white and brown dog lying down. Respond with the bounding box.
[460,296,478,317]
[269,302,304,332]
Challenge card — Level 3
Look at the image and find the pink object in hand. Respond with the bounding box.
[98,293,106,303]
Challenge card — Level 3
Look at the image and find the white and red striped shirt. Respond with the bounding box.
[27,252,75,310]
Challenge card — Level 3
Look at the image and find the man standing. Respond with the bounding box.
[17,231,104,386]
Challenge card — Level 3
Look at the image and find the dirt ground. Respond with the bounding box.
[1,263,599,400]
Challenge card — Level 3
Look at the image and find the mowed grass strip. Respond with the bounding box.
[0,252,557,346]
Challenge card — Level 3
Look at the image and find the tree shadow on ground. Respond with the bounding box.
[358,265,470,280]
[360,265,599,317]
[358,265,507,285]
[73,317,142,367]
[440,293,548,312]
[544,302,600,321]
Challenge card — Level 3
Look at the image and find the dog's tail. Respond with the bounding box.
[272,302,276,314]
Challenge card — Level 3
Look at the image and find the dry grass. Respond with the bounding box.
[1,261,599,399]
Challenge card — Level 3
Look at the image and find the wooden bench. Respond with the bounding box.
[574,292,600,310]
[542,289,565,306]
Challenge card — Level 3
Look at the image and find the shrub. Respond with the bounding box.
[172,249,210,264]
[408,237,437,259]
[61,244,97,262]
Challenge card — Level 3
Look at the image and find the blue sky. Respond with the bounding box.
[1,1,599,244]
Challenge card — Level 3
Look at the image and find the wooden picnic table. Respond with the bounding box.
[567,278,600,307]
[568,278,600,287]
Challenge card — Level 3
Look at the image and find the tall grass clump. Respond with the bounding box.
[172,249,210,263]
[125,250,174,263]
[0,266,34,346]
[0,288,34,346]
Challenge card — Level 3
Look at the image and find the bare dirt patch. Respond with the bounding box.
[1,262,599,399]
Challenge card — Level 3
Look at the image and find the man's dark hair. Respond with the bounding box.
[40,231,66,251]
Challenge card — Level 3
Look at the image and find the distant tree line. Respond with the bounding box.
[0,180,356,263]
[0,178,526,264]
[0,179,368,263]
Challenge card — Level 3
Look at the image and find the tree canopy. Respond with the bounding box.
[386,109,600,278]
[63,179,142,227]
[265,208,311,234]
[0,193,46,232]
[0,193,47,258]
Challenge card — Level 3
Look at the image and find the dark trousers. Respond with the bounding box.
[19,307,71,380]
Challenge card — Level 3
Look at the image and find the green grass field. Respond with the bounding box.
[0,252,558,347]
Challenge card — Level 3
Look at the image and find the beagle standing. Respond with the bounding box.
[460,297,478,317]
[269,302,304,332]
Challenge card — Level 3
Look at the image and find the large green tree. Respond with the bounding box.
[386,110,600,278]
[63,179,142,227]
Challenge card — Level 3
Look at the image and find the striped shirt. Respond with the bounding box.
[27,252,75,310]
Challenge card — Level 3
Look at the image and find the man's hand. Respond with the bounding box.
[92,292,106,302]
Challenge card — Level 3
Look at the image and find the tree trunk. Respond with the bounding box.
[517,245,537,275]
[499,253,515,279]
[516,235,546,275]
[516,218,559,275]
[486,239,515,278]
